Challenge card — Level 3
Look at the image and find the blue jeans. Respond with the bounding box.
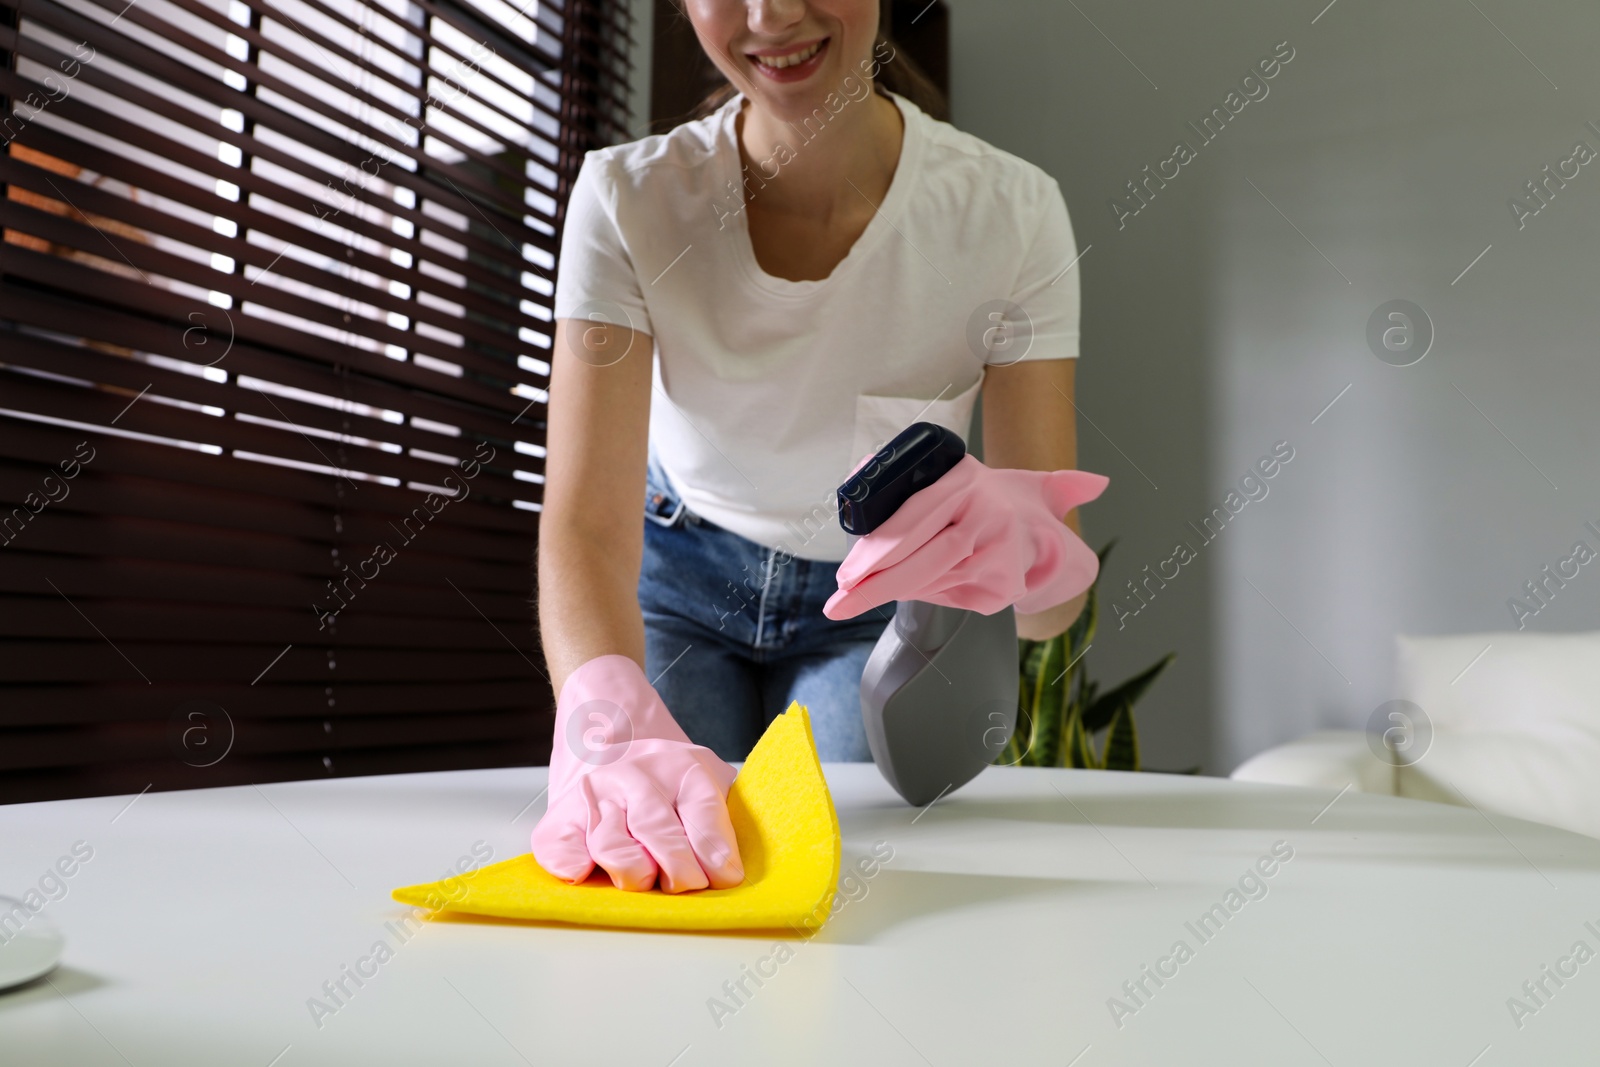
[638,449,893,763]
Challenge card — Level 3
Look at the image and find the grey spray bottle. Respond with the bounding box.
[836,422,1019,807]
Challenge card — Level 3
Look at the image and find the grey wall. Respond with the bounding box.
[947,0,1600,774]
[626,1,1600,775]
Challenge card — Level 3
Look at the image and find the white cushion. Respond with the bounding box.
[1396,630,1600,743]
[1230,731,1395,794]
[1395,630,1600,838]
[1398,730,1600,840]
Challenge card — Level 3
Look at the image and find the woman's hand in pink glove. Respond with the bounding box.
[531,654,744,893]
[823,454,1110,620]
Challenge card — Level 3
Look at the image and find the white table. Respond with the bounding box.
[2,763,1596,1065]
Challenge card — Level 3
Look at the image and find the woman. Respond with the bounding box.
[531,0,1107,894]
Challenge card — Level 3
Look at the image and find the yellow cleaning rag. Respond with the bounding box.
[391,701,842,932]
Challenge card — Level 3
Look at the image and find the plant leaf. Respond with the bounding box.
[1013,637,1047,768]
[1010,538,1180,774]
[1019,633,1038,673]
[998,654,1040,767]
[1066,539,1113,653]
[1066,574,1097,653]
[1027,640,1053,738]
[1058,634,1077,767]
[1082,651,1176,734]
[1102,700,1141,771]
[1030,633,1070,768]
[1064,706,1096,769]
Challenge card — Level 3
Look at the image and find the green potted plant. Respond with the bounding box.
[997,539,1179,771]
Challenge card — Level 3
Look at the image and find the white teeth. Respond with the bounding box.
[755,40,822,69]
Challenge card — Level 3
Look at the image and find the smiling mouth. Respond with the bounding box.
[748,37,828,70]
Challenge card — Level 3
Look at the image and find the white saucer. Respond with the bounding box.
[0,896,65,992]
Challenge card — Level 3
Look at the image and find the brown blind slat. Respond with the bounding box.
[0,737,552,805]
[1,241,540,418]
[10,599,540,650]
[0,145,557,353]
[0,418,541,533]
[0,461,534,563]
[5,512,534,592]
[0,556,537,619]
[0,12,556,232]
[0,371,540,501]
[0,205,541,387]
[0,117,561,330]
[2,285,552,446]
[5,708,547,773]
[0,642,538,683]
[0,92,569,334]
[0,331,545,485]
[2,680,540,725]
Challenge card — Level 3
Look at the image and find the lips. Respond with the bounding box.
[747,37,829,82]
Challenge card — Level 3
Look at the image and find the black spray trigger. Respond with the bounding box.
[836,422,966,536]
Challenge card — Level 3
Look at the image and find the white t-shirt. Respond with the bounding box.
[552,89,1080,562]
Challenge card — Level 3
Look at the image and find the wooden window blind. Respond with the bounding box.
[0,0,633,803]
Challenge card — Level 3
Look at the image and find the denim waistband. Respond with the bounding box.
[638,444,890,654]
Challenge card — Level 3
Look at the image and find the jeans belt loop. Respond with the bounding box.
[646,489,686,527]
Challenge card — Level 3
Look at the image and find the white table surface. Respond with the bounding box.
[2,762,1597,1066]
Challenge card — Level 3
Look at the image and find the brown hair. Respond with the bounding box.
[666,4,949,124]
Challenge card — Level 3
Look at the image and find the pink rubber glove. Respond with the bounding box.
[531,654,744,893]
[823,453,1110,620]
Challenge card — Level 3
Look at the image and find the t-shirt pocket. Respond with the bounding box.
[850,370,986,469]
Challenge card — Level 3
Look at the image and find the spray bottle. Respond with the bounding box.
[836,422,1018,807]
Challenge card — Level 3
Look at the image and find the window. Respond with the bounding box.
[0,0,632,802]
